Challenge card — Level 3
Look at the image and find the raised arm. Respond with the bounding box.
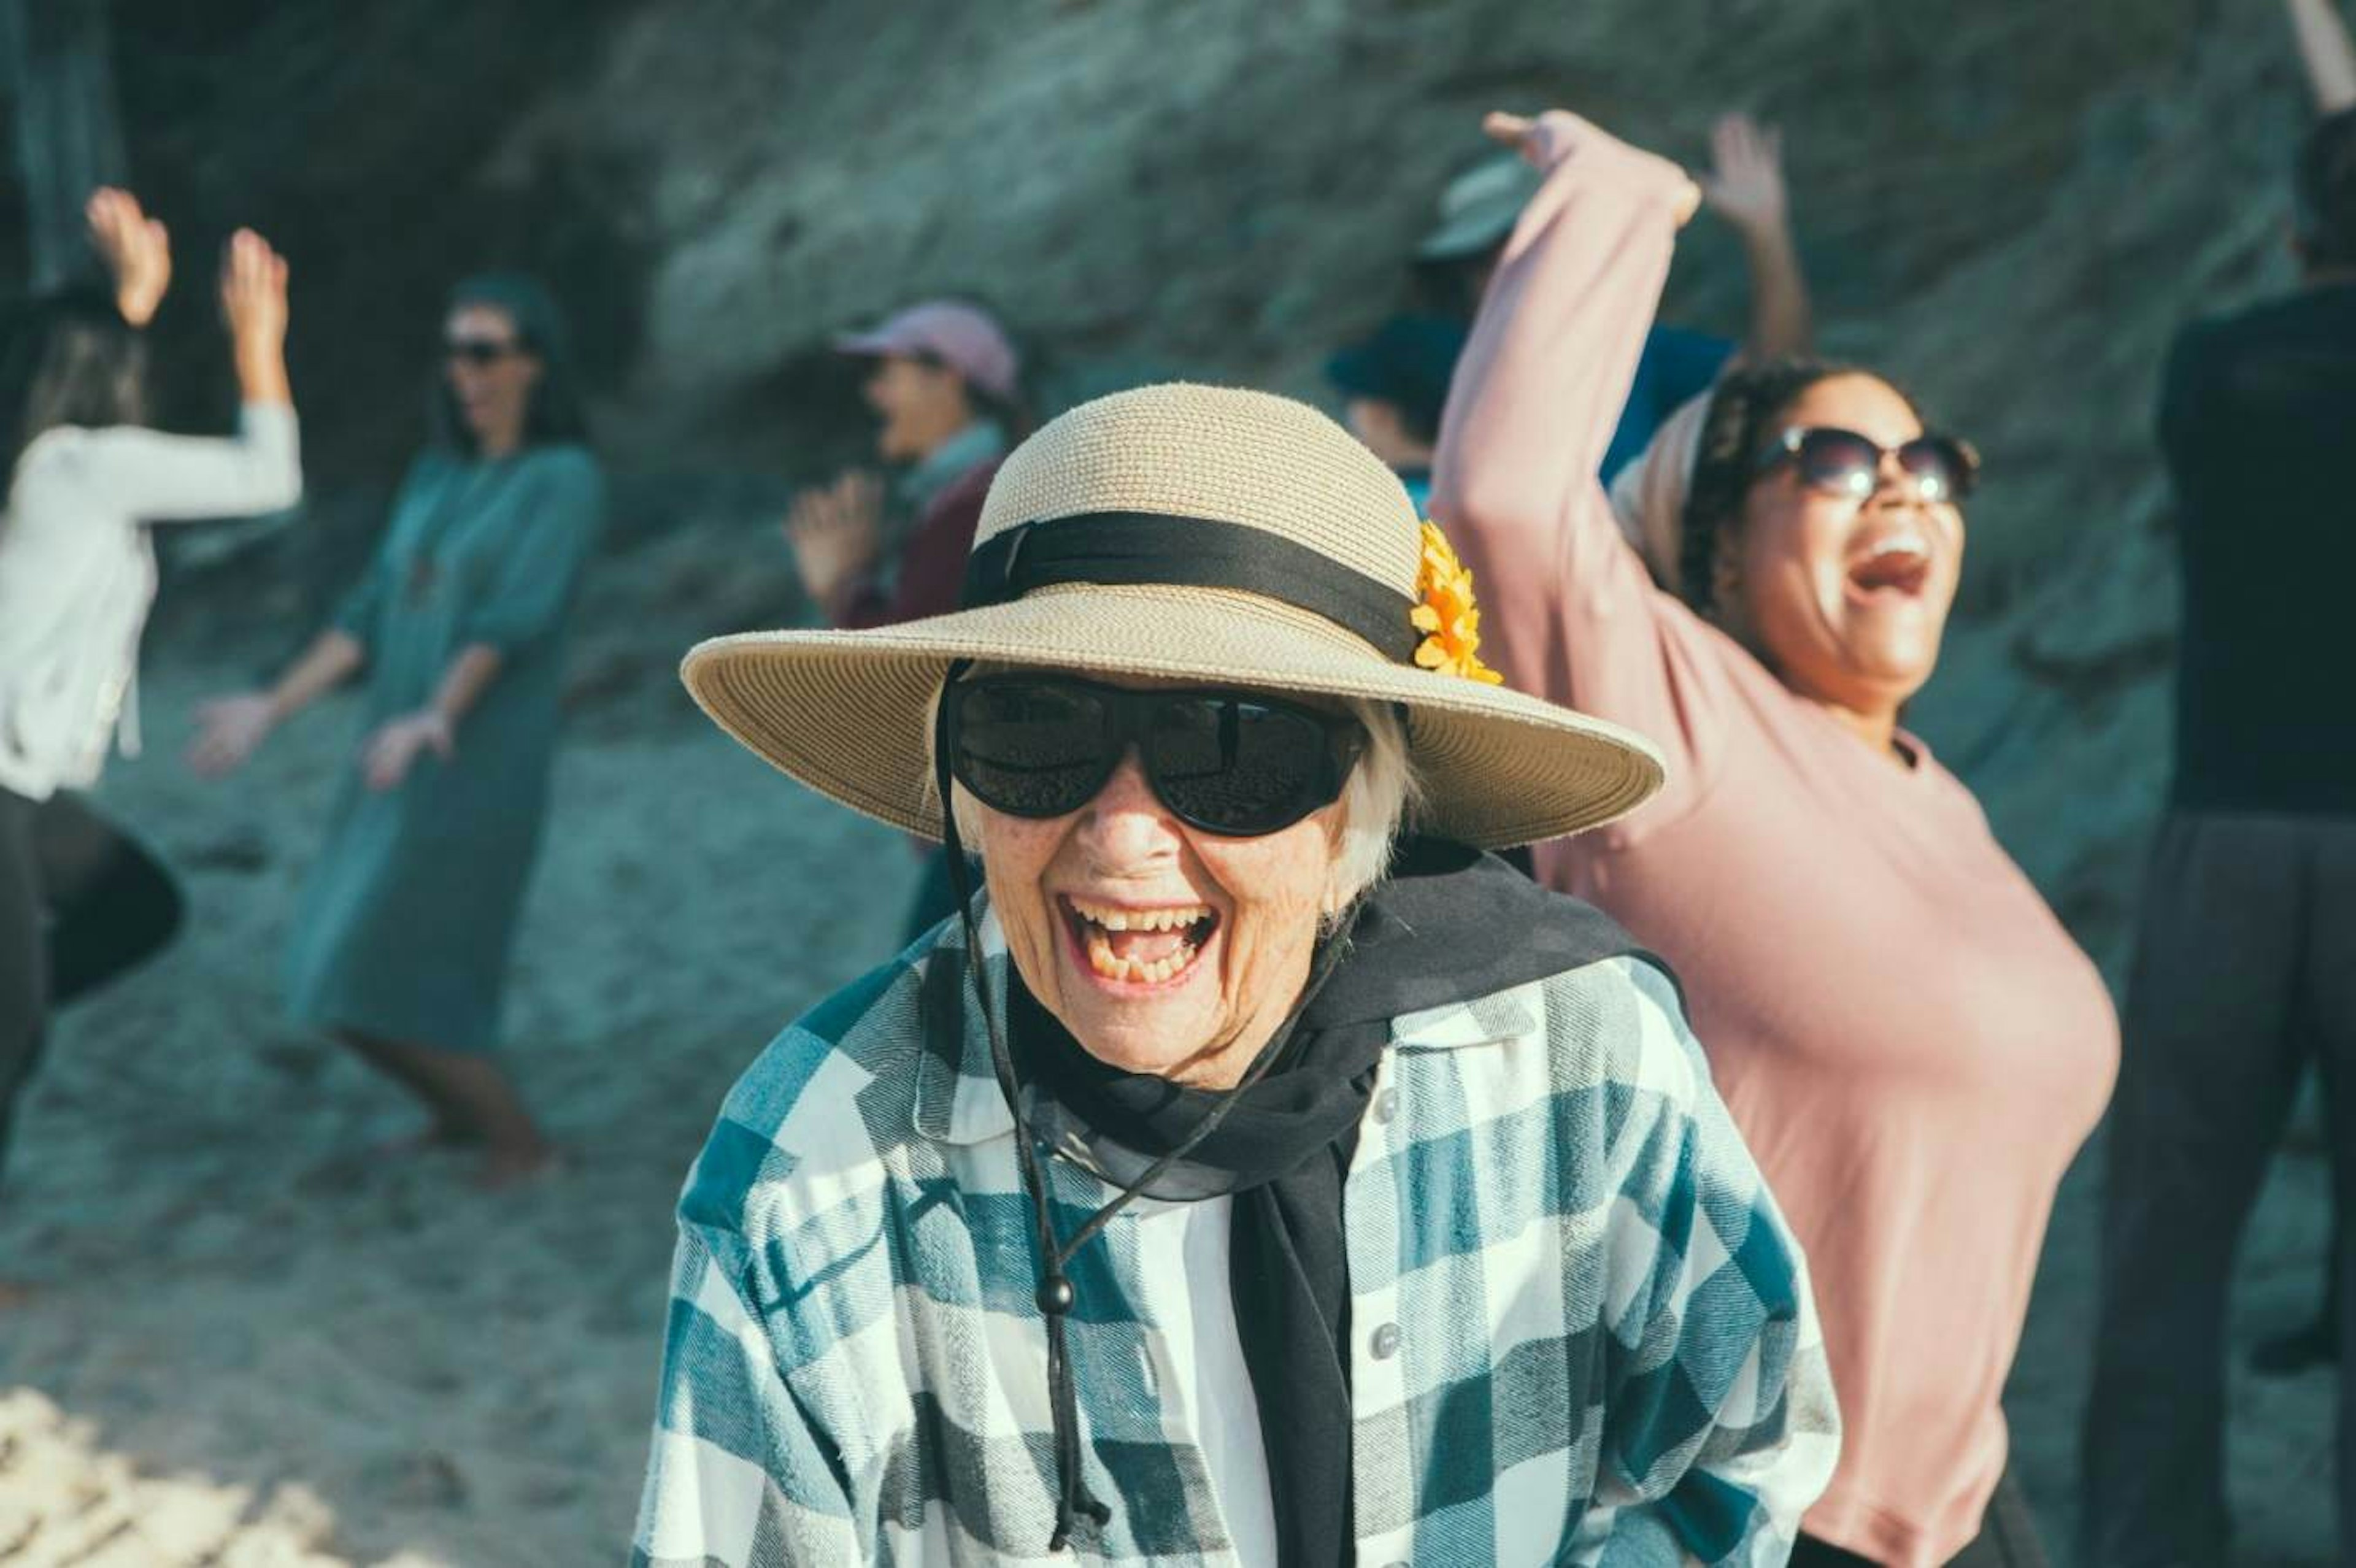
[2290,0,2356,113]
[1431,111,1697,559]
[187,628,364,778]
[1699,113,1814,362]
[1431,111,1756,831]
[76,225,298,521]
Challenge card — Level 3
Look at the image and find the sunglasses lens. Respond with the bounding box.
[1896,437,1971,502]
[445,340,507,366]
[948,680,1115,818]
[1146,696,1341,836]
[1793,430,1884,498]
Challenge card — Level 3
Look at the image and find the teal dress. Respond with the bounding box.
[286,444,604,1053]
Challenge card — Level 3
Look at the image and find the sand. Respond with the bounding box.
[0,537,2338,1564]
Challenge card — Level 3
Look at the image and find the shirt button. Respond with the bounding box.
[1371,1089,1399,1125]
[1369,1322,1400,1360]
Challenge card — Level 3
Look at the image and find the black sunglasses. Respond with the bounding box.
[943,674,1367,837]
[1754,425,1980,505]
[444,336,524,367]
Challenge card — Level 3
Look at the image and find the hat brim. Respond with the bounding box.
[682,582,1664,851]
[833,329,901,359]
[1413,207,1519,263]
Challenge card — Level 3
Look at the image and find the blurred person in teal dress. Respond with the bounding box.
[190,274,602,1187]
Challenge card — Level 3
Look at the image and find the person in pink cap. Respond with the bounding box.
[784,298,1024,632]
[785,298,1026,939]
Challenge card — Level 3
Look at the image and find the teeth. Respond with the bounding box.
[1865,534,1928,561]
[1082,924,1202,985]
[1067,897,1212,932]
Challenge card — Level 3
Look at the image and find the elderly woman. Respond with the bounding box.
[1432,110,2119,1568]
[634,383,1837,1566]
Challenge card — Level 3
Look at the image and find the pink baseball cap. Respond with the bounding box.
[834,300,1020,401]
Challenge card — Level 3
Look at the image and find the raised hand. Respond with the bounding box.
[1482,110,1703,226]
[785,469,886,608]
[1698,113,1791,240]
[87,187,170,328]
[219,229,290,353]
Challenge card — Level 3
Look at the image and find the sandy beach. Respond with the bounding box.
[0,534,2339,1565]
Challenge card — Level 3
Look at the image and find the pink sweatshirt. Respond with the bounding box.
[1430,116,2119,1567]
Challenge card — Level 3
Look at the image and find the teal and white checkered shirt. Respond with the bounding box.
[634,907,1838,1565]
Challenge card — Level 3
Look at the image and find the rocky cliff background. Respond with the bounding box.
[45,0,2306,977]
[1,2,2343,1563]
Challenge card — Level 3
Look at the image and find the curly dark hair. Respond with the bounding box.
[2296,107,2356,274]
[1676,357,1925,616]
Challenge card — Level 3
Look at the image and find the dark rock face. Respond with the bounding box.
[75,0,2321,968]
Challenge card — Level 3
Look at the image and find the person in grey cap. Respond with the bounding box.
[785,297,1028,942]
[1418,111,1813,482]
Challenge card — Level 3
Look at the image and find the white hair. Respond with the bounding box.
[924,678,1422,917]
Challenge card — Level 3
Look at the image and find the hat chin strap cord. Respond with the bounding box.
[930,659,1357,1553]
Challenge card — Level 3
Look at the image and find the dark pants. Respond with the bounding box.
[2082,810,2356,1567]
[1790,1470,2049,1567]
[0,788,185,1186]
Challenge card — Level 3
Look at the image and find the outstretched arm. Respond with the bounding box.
[186,629,364,778]
[1699,113,1813,362]
[2290,0,2356,112]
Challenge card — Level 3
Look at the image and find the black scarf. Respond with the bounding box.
[1009,838,1647,1567]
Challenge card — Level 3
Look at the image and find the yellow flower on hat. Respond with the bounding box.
[1411,521,1504,685]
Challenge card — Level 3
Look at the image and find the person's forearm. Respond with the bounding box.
[1739,221,1814,361]
[268,629,364,721]
[1430,119,1692,537]
[2290,0,2356,112]
[429,644,505,728]
[234,335,292,408]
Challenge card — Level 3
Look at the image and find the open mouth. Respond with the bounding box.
[1846,532,1933,600]
[1060,895,1220,987]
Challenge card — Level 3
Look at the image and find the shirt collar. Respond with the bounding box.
[898,418,1007,515]
[907,901,1530,1148]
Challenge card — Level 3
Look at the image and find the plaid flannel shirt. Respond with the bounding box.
[635,909,1838,1566]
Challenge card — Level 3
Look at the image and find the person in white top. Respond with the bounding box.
[0,190,298,1300]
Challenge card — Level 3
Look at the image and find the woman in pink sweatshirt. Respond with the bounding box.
[1431,109,2119,1568]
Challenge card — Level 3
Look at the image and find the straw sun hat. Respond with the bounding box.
[683,383,1663,850]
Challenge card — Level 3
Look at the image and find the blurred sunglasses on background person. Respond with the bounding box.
[1754,425,1980,505]
[444,334,523,367]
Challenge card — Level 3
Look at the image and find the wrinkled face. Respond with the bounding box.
[862,353,972,463]
[1723,373,1966,715]
[969,710,1345,1090]
[443,304,541,451]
